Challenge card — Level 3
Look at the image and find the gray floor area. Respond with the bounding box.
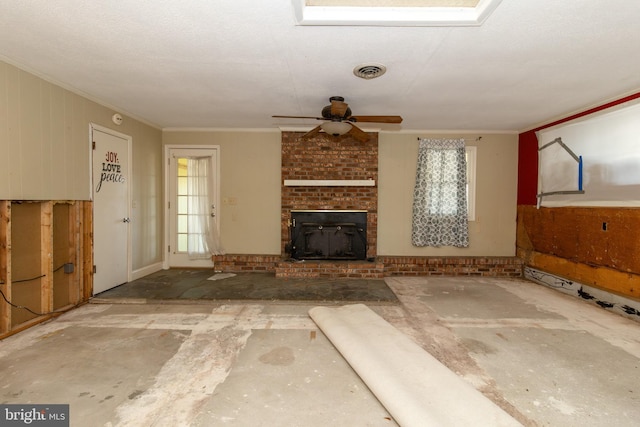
[1,274,639,426]
[94,270,399,304]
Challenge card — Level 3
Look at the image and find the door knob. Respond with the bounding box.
[122,217,130,223]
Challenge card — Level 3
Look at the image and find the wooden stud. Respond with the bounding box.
[82,201,94,300]
[70,202,81,305]
[41,201,53,315]
[0,200,97,339]
[0,201,11,334]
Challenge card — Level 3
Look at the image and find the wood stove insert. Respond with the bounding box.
[289,210,367,260]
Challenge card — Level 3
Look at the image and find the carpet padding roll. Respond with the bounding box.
[309,304,521,427]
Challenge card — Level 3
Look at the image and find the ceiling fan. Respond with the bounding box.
[273,96,402,142]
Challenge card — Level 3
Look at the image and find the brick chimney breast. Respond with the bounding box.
[281,132,378,259]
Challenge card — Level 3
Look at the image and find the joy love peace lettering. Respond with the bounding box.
[96,151,126,192]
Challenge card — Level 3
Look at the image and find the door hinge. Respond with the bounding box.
[93,265,97,273]
[168,201,170,209]
[92,141,96,150]
[168,245,170,253]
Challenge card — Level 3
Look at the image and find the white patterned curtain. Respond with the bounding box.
[412,138,469,247]
[187,157,224,259]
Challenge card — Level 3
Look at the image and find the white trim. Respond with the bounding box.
[162,127,280,133]
[284,179,375,187]
[277,127,516,135]
[131,262,164,281]
[466,146,477,221]
[382,129,517,135]
[161,127,518,134]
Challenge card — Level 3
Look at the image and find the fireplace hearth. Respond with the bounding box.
[289,210,367,260]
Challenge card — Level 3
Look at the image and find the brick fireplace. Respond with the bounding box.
[281,131,378,260]
[212,131,523,279]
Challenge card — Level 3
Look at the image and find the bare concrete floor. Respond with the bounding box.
[1,276,639,426]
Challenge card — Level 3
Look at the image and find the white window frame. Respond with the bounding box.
[466,146,477,221]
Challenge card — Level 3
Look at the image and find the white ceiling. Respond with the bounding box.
[1,0,639,132]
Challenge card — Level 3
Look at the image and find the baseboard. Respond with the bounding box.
[131,262,164,281]
[524,266,640,323]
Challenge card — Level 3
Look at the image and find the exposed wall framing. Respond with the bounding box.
[0,201,10,333]
[517,205,640,300]
[0,200,92,339]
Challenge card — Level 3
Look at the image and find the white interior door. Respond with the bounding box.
[92,125,131,294]
[167,147,220,267]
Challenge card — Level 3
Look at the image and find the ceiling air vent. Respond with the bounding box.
[353,63,387,80]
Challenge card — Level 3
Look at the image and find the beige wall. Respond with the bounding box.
[0,59,518,274]
[378,132,519,256]
[163,130,282,255]
[165,130,518,257]
[0,60,164,270]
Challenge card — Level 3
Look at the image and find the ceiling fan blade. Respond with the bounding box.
[300,125,323,139]
[330,100,349,118]
[272,115,324,120]
[347,123,370,142]
[349,115,403,124]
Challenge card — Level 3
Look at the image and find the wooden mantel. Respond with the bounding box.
[283,179,375,187]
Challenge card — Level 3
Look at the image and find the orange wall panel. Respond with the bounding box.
[517,205,640,299]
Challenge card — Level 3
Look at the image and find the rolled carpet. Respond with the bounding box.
[309,304,522,427]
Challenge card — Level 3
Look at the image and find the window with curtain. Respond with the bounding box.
[412,138,469,247]
[183,157,224,259]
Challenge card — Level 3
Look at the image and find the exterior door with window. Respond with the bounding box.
[167,147,220,267]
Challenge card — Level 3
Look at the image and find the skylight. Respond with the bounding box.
[292,0,502,26]
[307,1,480,6]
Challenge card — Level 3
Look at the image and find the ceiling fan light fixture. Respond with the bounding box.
[321,121,352,136]
[353,63,387,79]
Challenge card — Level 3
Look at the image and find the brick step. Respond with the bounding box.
[275,260,384,279]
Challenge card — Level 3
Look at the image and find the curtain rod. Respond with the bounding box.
[416,136,483,141]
